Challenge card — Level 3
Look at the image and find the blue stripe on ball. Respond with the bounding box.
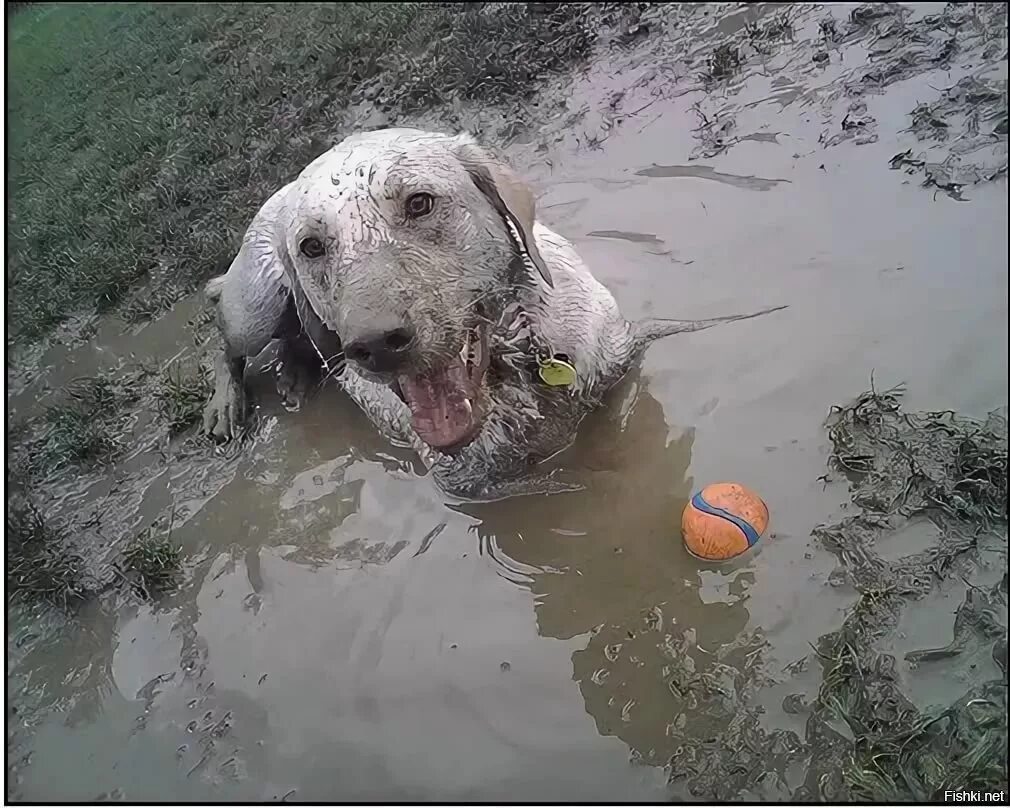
[691,492,761,547]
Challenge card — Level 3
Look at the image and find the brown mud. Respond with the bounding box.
[7,2,1008,801]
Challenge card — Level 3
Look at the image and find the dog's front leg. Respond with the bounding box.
[203,349,249,442]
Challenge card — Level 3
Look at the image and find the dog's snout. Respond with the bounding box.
[344,324,416,373]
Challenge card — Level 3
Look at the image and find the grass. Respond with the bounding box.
[154,361,212,435]
[822,380,1006,536]
[815,596,1008,800]
[121,530,183,598]
[6,495,185,608]
[6,496,90,609]
[701,11,794,83]
[808,381,1008,800]
[705,42,741,81]
[745,13,793,45]
[7,1,642,344]
[10,357,216,485]
[9,370,146,480]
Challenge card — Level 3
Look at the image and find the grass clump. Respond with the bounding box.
[6,496,90,609]
[701,10,796,82]
[7,2,641,344]
[812,589,1008,800]
[154,362,212,435]
[823,380,1006,536]
[121,531,183,598]
[6,495,186,607]
[805,380,1007,800]
[11,371,145,480]
[705,42,741,81]
[745,13,794,48]
[38,405,121,468]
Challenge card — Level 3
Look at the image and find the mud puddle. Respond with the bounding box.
[8,2,1007,801]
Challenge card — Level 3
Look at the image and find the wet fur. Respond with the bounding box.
[203,128,784,500]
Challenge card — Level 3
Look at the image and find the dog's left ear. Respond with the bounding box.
[453,136,553,289]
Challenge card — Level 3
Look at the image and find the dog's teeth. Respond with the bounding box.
[461,398,473,416]
[471,333,482,367]
[460,329,482,368]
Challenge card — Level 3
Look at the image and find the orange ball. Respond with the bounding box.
[681,482,769,561]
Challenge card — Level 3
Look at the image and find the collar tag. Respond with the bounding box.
[537,355,578,388]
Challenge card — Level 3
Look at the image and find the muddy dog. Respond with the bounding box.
[202,128,784,500]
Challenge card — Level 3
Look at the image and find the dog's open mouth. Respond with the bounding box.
[394,326,490,451]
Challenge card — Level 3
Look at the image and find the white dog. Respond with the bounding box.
[203,128,783,500]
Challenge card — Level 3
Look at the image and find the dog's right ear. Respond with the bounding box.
[452,135,554,289]
[287,272,345,373]
[269,195,344,371]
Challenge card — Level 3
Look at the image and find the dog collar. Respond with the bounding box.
[492,301,578,390]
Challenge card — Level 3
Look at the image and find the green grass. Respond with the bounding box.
[809,384,1008,800]
[7,1,638,344]
[9,369,147,480]
[154,361,212,435]
[121,530,183,598]
[6,494,185,607]
[6,495,90,609]
[10,358,216,480]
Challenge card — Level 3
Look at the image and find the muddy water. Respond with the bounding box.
[8,3,1008,801]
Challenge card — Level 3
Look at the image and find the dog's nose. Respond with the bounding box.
[343,324,416,373]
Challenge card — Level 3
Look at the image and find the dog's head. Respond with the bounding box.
[276,128,552,452]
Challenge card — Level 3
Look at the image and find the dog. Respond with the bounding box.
[202,128,783,500]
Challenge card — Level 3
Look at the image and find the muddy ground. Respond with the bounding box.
[6,2,1008,802]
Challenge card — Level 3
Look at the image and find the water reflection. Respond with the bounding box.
[465,371,755,767]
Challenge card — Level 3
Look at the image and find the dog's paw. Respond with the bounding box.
[275,358,313,413]
[202,378,247,442]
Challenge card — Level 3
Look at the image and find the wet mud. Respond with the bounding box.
[7,2,1008,801]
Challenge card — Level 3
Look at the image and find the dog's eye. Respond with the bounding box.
[299,237,325,259]
[405,192,435,219]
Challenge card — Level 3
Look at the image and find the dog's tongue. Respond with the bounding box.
[398,362,476,449]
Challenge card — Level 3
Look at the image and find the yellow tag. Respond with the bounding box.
[538,357,577,387]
